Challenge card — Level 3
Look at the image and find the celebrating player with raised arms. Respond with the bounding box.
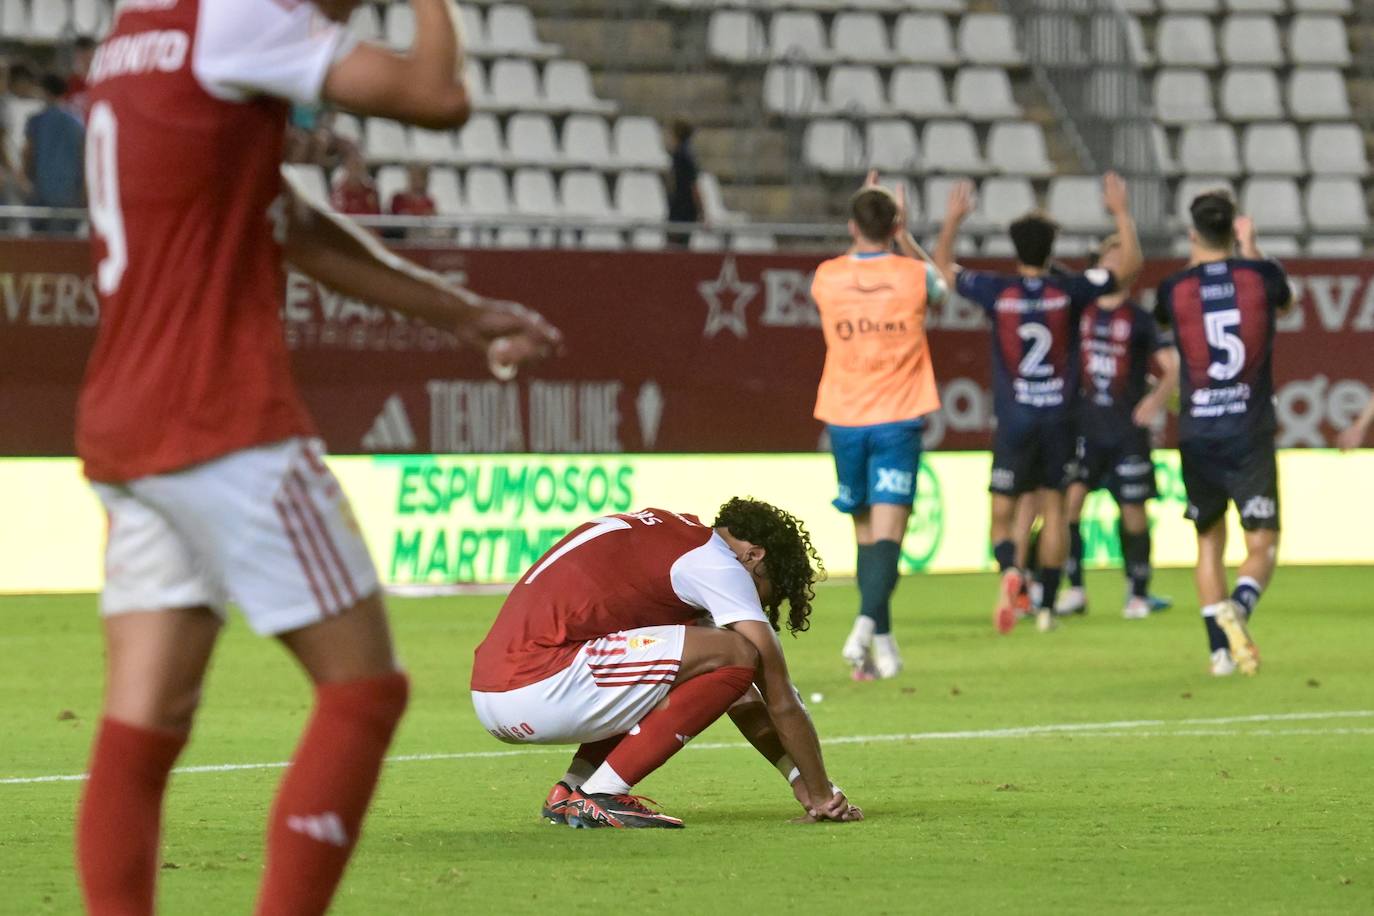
[76,2,559,914]
[934,175,1142,634]
[1154,192,1295,676]
[1056,235,1179,620]
[471,499,862,828]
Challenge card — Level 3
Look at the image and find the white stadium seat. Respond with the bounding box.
[463,166,512,217]
[1220,69,1284,120]
[1256,236,1301,257]
[1292,0,1352,10]
[1287,69,1351,120]
[385,3,415,49]
[769,11,832,62]
[826,65,889,114]
[512,167,560,218]
[831,13,896,63]
[924,176,967,226]
[1,0,27,40]
[543,60,616,114]
[615,171,669,222]
[410,127,459,163]
[454,113,506,165]
[1174,177,1235,223]
[708,10,766,63]
[1178,124,1242,177]
[1156,15,1217,67]
[72,0,110,37]
[804,119,865,174]
[893,14,960,66]
[921,120,989,174]
[1305,124,1367,176]
[1153,69,1215,123]
[349,5,383,44]
[562,115,614,168]
[1306,236,1363,256]
[953,67,1022,120]
[559,170,614,221]
[731,231,778,253]
[889,66,956,118]
[1241,124,1305,176]
[364,119,409,162]
[1220,15,1284,66]
[1047,176,1112,232]
[613,116,671,170]
[1289,16,1351,67]
[864,119,920,172]
[957,14,1024,66]
[1226,0,1283,11]
[1306,177,1369,231]
[697,173,748,226]
[582,229,626,251]
[458,5,492,57]
[488,59,544,110]
[376,166,408,207]
[1241,178,1305,233]
[334,114,363,146]
[30,0,70,38]
[987,122,1054,177]
[1162,0,1219,11]
[506,113,562,166]
[430,167,464,215]
[486,4,561,57]
[979,177,1037,226]
[764,64,826,116]
[463,60,492,109]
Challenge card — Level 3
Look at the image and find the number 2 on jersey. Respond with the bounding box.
[1017,322,1054,378]
[86,101,128,296]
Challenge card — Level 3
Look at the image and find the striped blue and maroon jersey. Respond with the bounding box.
[1076,300,1173,442]
[1154,258,1291,442]
[957,267,1117,423]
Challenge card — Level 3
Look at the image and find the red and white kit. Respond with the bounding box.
[470,509,769,744]
[81,0,374,631]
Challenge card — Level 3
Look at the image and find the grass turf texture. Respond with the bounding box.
[2,566,1372,915]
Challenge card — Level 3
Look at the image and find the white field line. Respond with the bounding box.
[3,709,1370,787]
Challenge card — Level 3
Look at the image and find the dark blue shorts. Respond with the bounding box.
[827,420,925,514]
[989,415,1076,496]
[1073,430,1158,504]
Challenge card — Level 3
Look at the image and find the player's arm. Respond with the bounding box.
[726,620,859,822]
[1336,394,1374,451]
[1102,172,1143,289]
[281,170,561,367]
[933,180,975,290]
[1235,215,1299,313]
[1134,347,1179,428]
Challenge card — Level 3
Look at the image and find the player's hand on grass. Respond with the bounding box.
[1102,171,1129,216]
[945,180,975,225]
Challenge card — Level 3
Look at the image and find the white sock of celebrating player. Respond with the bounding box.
[580,763,632,797]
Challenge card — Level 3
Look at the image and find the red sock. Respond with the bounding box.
[254,672,408,916]
[77,718,188,916]
[597,665,754,788]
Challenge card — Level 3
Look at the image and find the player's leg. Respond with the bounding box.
[1180,442,1236,672]
[829,425,878,674]
[1058,478,1090,615]
[990,423,1032,633]
[1210,442,1280,677]
[542,734,625,823]
[1034,486,1068,630]
[1115,442,1159,620]
[77,485,225,916]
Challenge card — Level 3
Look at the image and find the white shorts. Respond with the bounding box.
[92,437,379,636]
[471,625,687,745]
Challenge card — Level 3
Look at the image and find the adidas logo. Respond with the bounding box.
[286,811,348,847]
[361,395,416,452]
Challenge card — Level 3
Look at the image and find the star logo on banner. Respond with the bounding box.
[698,256,758,339]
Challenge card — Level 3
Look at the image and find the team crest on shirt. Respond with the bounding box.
[627,635,663,650]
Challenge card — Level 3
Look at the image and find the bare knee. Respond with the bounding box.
[104,681,204,732]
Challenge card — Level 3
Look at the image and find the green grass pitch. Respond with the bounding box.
[2,566,1372,915]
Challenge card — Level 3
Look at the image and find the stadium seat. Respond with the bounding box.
[770,12,832,62]
[385,3,415,49]
[464,60,493,109]
[957,14,1024,66]
[283,164,330,207]
[1174,177,1235,223]
[562,115,614,168]
[1150,124,1180,175]
[892,14,960,67]
[72,0,110,37]
[410,127,459,163]
[1306,177,1369,231]
[1219,15,1284,66]
[506,113,561,166]
[697,173,748,226]
[953,68,1021,120]
[707,10,766,63]
[688,231,726,252]
[923,176,973,230]
[1291,0,1352,10]
[980,235,1018,257]
[582,229,626,251]
[455,113,506,165]
[1226,0,1283,11]
[1156,15,1218,67]
[1306,235,1363,256]
[613,116,671,170]
[980,177,1037,227]
[910,0,968,11]
[987,122,1054,177]
[544,60,616,115]
[826,65,889,115]
[1256,236,1301,257]
[1287,69,1351,120]
[495,226,536,249]
[731,231,779,253]
[831,13,896,63]
[559,170,614,221]
[430,167,464,215]
[764,64,827,116]
[1220,69,1284,120]
[29,0,67,37]
[1241,124,1305,176]
[1120,0,1159,11]
[486,4,561,57]
[467,167,514,218]
[1305,124,1367,176]
[804,119,865,174]
[1241,178,1305,233]
[1048,176,1112,232]
[615,171,669,223]
[334,114,363,146]
[0,0,26,40]
[1162,0,1219,10]
[488,59,544,111]
[349,4,383,43]
[889,66,956,118]
[865,119,920,172]
[1153,69,1215,123]
[376,166,409,208]
[512,168,560,219]
[365,119,410,162]
[1290,16,1351,67]
[1179,124,1242,177]
[458,5,492,57]
[921,120,989,174]
[1089,14,1153,66]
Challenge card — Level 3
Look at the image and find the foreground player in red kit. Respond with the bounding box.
[471,499,864,828]
[76,2,559,914]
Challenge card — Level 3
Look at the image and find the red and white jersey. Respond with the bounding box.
[471,509,771,693]
[77,0,356,482]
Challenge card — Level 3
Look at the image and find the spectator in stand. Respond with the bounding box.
[24,73,85,232]
[666,119,702,248]
[62,37,96,121]
[391,163,436,217]
[330,146,380,216]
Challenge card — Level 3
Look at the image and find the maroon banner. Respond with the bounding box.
[1,239,1371,456]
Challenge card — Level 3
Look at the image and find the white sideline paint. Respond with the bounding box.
[4,709,1370,787]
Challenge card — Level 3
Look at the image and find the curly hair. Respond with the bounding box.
[713,496,825,635]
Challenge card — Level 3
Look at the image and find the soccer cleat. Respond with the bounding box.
[1147,594,1173,613]
[1028,579,1044,612]
[541,781,575,825]
[850,655,877,681]
[1035,608,1058,632]
[565,790,684,829]
[872,634,902,679]
[1209,648,1237,677]
[841,615,876,676]
[1054,585,1087,616]
[1214,600,1260,676]
[1122,596,1150,620]
[994,569,1025,634]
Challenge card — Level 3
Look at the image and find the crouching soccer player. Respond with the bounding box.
[470,499,862,828]
[1154,193,1295,676]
